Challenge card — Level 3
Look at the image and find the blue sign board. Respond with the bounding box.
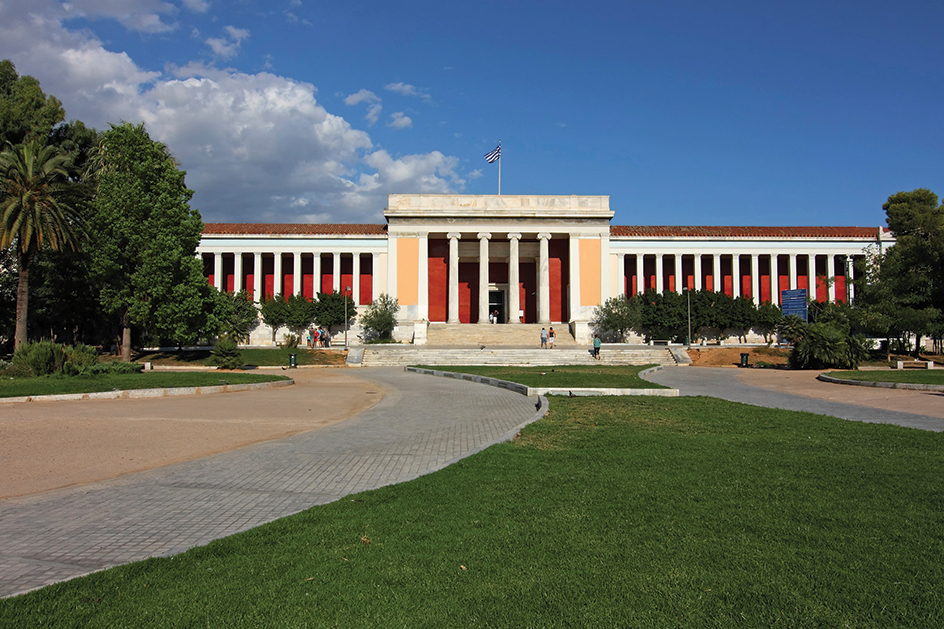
[781,289,808,321]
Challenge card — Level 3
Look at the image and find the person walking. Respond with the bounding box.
[593,334,602,360]
[540,327,548,349]
[548,327,555,349]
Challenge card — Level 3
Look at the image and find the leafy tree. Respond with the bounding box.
[755,302,783,345]
[0,60,65,147]
[637,290,686,341]
[591,295,640,342]
[690,289,732,342]
[210,336,242,369]
[360,293,400,341]
[285,293,317,331]
[0,141,87,349]
[313,290,356,329]
[728,296,757,343]
[259,294,290,342]
[218,289,258,343]
[88,122,212,359]
[28,247,102,345]
[778,314,807,346]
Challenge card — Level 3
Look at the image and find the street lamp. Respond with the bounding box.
[344,285,351,348]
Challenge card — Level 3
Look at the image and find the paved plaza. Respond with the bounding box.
[1,364,941,599]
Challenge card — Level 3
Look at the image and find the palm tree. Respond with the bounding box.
[0,140,86,349]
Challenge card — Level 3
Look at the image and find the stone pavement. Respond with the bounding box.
[645,366,944,432]
[0,367,541,598]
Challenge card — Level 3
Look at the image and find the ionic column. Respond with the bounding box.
[751,253,760,305]
[293,252,302,296]
[418,233,428,320]
[253,252,262,303]
[508,233,521,323]
[635,254,644,294]
[712,253,720,293]
[478,233,491,323]
[332,252,341,293]
[694,254,703,291]
[234,252,243,293]
[538,233,551,324]
[789,254,798,290]
[847,256,855,304]
[568,233,580,322]
[213,253,223,291]
[371,253,380,302]
[655,254,664,294]
[313,253,322,298]
[771,254,780,305]
[827,255,837,303]
[274,252,283,297]
[732,254,741,298]
[617,253,627,296]
[447,232,461,323]
[352,252,362,306]
[674,253,683,293]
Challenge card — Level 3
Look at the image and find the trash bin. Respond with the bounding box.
[288,353,297,368]
[739,353,749,368]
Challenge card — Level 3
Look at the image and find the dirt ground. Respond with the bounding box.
[0,368,382,499]
[686,346,790,367]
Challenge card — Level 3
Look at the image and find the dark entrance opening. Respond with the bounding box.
[488,290,505,323]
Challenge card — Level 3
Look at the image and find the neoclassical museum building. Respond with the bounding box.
[198,194,892,344]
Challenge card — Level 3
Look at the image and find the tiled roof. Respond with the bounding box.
[610,225,888,239]
[203,223,386,236]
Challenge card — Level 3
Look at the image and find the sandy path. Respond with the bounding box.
[0,368,383,499]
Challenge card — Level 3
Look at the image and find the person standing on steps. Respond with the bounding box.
[548,327,555,349]
[593,334,602,360]
[540,327,548,349]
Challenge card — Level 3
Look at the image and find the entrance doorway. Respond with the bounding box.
[488,290,505,323]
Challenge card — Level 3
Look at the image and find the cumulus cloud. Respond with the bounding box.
[182,0,210,12]
[0,0,466,224]
[384,81,431,101]
[365,103,382,126]
[343,89,379,106]
[388,112,412,129]
[60,0,179,34]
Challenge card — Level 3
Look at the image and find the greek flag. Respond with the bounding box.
[484,142,501,163]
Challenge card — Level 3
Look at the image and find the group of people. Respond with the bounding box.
[540,327,603,359]
[487,310,501,324]
[306,326,331,348]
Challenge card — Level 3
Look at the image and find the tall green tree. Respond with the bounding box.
[313,290,356,329]
[0,141,86,349]
[0,60,65,147]
[591,295,640,342]
[88,122,214,360]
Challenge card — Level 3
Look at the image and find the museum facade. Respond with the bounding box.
[198,194,891,344]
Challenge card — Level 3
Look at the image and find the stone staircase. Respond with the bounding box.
[359,346,679,367]
[425,323,577,347]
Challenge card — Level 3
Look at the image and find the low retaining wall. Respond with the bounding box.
[405,366,679,397]
[817,373,944,393]
[0,379,294,405]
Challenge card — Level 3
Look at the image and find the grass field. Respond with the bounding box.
[0,372,289,398]
[136,347,347,367]
[825,369,944,386]
[2,396,941,627]
[413,364,666,388]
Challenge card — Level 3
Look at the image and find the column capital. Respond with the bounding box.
[477,232,492,240]
[447,232,462,240]
[507,232,522,241]
[537,232,552,241]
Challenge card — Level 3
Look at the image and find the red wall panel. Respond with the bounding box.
[428,240,448,321]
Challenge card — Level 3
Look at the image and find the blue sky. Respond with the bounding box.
[1,1,941,227]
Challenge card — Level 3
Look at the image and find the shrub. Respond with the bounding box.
[789,322,869,370]
[62,344,99,375]
[359,294,399,341]
[13,341,67,376]
[211,337,243,370]
[279,333,300,349]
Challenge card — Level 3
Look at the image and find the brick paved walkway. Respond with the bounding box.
[0,368,541,598]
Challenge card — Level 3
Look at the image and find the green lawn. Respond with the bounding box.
[413,364,667,388]
[0,372,290,398]
[826,369,944,386]
[3,396,942,627]
[136,347,346,367]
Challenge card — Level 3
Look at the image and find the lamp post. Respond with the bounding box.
[344,286,351,348]
[684,287,692,349]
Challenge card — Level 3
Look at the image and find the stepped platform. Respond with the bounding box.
[425,323,577,347]
[359,345,680,367]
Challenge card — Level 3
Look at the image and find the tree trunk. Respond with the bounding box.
[13,257,29,350]
[120,313,132,362]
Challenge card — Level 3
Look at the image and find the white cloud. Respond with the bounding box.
[365,103,382,126]
[343,89,379,106]
[384,81,431,102]
[182,0,210,12]
[388,112,412,129]
[0,0,466,224]
[206,26,249,59]
[60,0,180,34]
